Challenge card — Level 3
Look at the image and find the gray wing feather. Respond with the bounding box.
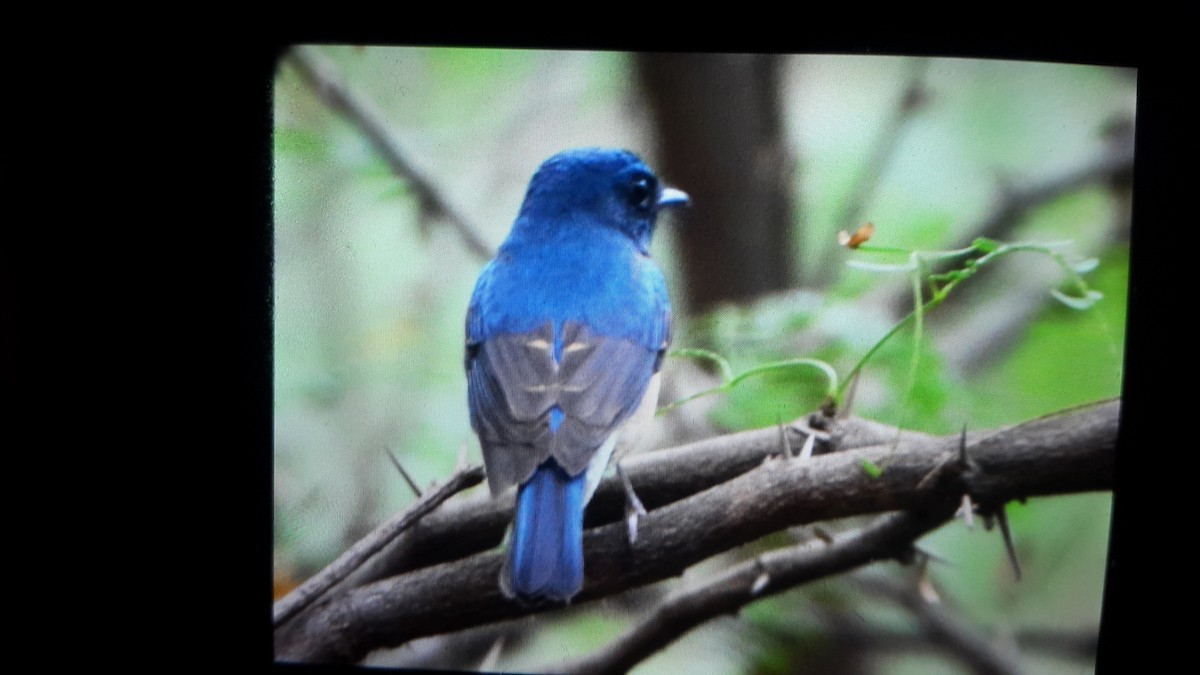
[468,320,660,494]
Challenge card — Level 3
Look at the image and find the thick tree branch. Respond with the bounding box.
[339,414,910,587]
[274,399,1117,664]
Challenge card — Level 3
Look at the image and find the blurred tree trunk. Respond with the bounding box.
[637,53,797,317]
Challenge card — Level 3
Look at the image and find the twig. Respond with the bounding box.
[759,623,1096,663]
[477,636,505,673]
[344,420,861,588]
[854,576,1025,675]
[880,143,1135,327]
[384,447,423,498]
[968,144,1134,246]
[849,142,1135,374]
[993,504,1023,582]
[834,57,932,239]
[806,55,933,283]
[561,511,952,675]
[284,46,495,260]
[272,464,485,628]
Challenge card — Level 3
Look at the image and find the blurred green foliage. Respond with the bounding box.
[273,47,1132,674]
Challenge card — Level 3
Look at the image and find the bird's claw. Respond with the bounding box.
[617,462,647,546]
[625,492,648,545]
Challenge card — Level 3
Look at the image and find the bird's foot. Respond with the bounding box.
[616,462,647,545]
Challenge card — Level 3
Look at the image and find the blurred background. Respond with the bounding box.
[273,47,1133,673]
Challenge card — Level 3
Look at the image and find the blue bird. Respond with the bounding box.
[466,148,688,603]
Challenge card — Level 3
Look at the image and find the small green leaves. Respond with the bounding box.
[860,459,884,478]
[928,269,969,284]
[841,235,1104,400]
[971,237,1001,253]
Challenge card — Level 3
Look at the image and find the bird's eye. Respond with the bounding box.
[629,175,655,212]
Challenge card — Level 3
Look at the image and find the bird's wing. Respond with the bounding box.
[467,319,664,495]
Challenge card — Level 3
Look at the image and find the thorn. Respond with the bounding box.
[797,432,816,463]
[955,493,976,529]
[791,419,832,463]
[456,442,469,471]
[791,419,832,442]
[384,447,423,498]
[812,526,835,544]
[839,370,860,419]
[995,504,1023,582]
[895,545,918,566]
[917,573,941,604]
[625,512,640,545]
[477,636,505,673]
[957,423,970,469]
[913,550,942,603]
[887,425,904,457]
[617,462,647,546]
[777,416,793,460]
[750,571,770,596]
[912,545,953,567]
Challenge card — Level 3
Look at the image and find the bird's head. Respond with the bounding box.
[515,148,689,253]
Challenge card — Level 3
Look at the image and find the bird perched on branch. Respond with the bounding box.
[466,148,689,603]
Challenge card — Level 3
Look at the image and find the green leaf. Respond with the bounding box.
[1073,257,1100,274]
[860,459,884,478]
[971,237,1001,253]
[928,270,968,283]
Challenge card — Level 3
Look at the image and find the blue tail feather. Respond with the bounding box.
[507,460,586,602]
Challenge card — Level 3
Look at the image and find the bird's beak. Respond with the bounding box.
[657,187,691,209]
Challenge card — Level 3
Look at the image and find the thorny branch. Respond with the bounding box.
[852,576,1026,675]
[274,399,1118,666]
[560,511,955,675]
[272,464,485,627]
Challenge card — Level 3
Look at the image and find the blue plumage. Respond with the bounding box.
[508,460,586,600]
[466,148,687,602]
